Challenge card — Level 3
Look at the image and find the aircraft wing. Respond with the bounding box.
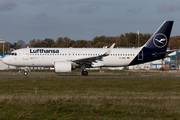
[72,43,115,65]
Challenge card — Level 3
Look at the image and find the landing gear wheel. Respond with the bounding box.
[24,71,28,76]
[82,71,88,76]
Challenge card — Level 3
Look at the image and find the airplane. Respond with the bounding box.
[2,21,174,76]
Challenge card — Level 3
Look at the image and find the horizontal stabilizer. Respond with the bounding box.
[152,50,176,57]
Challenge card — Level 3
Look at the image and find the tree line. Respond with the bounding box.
[0,32,180,53]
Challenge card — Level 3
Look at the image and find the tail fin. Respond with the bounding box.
[143,21,173,50]
[129,21,174,66]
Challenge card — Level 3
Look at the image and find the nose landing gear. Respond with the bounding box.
[23,67,29,76]
[24,71,28,76]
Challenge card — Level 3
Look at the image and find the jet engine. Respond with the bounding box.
[54,61,72,73]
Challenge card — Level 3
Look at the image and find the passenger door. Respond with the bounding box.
[138,50,143,60]
[23,49,28,60]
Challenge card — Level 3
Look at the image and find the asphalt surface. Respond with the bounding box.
[1,75,180,78]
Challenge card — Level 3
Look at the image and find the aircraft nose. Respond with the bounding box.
[2,57,9,65]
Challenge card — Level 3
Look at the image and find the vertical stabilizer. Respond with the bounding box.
[129,21,174,66]
[143,21,173,50]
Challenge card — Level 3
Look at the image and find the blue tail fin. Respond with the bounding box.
[143,21,173,50]
[129,21,174,66]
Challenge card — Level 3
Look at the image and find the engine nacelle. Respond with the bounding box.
[54,61,72,73]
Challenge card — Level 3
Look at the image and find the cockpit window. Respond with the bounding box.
[11,53,17,56]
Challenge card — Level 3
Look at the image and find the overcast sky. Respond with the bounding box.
[0,0,180,44]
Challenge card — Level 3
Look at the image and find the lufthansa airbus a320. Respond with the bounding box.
[2,21,174,76]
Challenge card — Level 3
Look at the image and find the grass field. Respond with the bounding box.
[0,73,180,119]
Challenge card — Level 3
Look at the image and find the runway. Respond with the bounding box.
[1,75,180,78]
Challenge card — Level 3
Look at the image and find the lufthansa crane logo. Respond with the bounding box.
[153,33,167,48]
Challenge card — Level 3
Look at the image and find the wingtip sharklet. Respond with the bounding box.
[105,43,115,55]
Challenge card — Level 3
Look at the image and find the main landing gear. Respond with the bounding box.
[80,64,88,76]
[82,70,88,76]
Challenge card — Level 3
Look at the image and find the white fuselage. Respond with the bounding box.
[3,47,141,68]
